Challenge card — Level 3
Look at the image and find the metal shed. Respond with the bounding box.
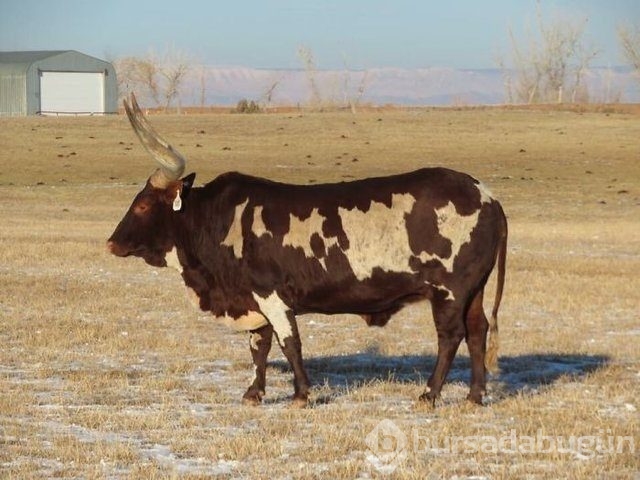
[0,50,117,116]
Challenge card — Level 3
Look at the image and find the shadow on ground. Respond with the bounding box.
[269,348,610,404]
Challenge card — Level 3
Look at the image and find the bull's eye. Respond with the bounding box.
[134,201,151,216]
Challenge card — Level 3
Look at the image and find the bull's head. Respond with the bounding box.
[107,93,195,267]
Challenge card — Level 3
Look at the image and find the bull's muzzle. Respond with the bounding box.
[107,240,127,257]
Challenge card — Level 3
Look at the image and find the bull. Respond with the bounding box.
[108,94,507,407]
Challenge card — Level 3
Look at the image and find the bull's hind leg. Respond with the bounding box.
[420,299,466,406]
[242,323,273,406]
[465,289,489,405]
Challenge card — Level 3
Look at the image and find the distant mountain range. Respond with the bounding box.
[177,66,640,107]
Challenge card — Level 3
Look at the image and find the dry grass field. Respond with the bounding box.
[0,107,638,479]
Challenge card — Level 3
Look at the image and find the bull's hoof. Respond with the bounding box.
[242,389,264,406]
[466,392,484,406]
[289,396,308,409]
[418,390,438,407]
[242,397,261,406]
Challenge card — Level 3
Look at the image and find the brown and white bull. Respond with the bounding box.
[108,94,507,407]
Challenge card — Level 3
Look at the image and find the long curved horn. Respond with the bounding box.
[123,93,186,187]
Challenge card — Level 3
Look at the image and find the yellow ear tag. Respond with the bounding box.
[173,190,182,211]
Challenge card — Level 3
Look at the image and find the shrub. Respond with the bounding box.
[235,99,262,113]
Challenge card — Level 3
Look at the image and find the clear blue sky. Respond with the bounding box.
[1,0,638,69]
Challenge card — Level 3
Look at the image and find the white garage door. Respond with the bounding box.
[40,71,105,115]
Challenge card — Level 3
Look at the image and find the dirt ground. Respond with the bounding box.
[0,107,638,479]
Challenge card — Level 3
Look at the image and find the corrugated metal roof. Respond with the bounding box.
[0,50,71,74]
[0,50,70,63]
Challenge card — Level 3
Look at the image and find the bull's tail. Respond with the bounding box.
[485,217,507,374]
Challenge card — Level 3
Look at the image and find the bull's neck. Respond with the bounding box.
[169,187,219,268]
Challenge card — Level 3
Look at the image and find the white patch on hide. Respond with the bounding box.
[338,193,416,281]
[252,291,293,344]
[251,206,272,238]
[282,208,339,266]
[417,201,481,272]
[219,311,269,332]
[425,281,455,301]
[476,181,494,204]
[222,199,248,258]
[250,332,262,351]
[165,247,182,273]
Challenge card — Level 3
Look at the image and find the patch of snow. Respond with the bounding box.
[140,444,238,476]
[607,329,640,336]
[365,453,400,475]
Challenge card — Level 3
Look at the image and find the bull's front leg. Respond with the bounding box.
[242,323,273,406]
[253,293,310,408]
[277,311,311,408]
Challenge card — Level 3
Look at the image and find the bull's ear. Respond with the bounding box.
[181,173,196,194]
[165,173,196,212]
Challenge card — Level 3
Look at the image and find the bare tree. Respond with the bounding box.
[495,55,514,104]
[136,57,161,105]
[157,47,191,112]
[112,48,191,111]
[297,45,322,107]
[112,56,160,105]
[198,65,208,109]
[260,75,283,111]
[350,70,370,114]
[501,4,598,104]
[618,23,640,82]
[341,54,370,113]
